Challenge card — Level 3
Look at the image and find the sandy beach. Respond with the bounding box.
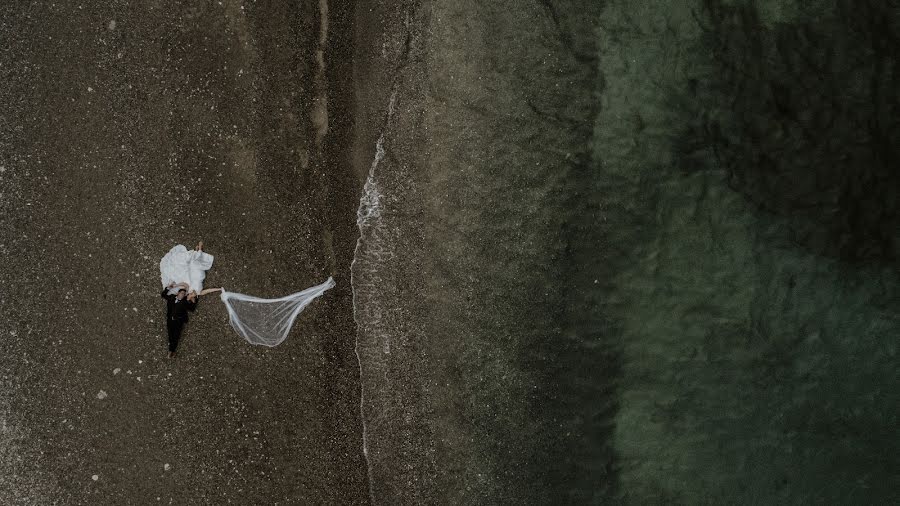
[0,1,368,503]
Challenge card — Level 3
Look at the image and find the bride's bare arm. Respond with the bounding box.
[198,287,223,296]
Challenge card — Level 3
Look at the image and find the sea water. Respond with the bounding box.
[352,0,899,504]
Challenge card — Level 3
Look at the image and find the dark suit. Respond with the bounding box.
[161,288,198,352]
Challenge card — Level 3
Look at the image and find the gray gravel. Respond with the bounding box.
[0,1,368,504]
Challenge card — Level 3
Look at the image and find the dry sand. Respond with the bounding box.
[0,1,368,503]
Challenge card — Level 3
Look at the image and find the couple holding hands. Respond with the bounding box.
[159,241,222,358]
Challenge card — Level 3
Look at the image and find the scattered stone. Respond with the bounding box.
[97,390,107,400]
[164,463,171,471]
[108,20,116,30]
[91,475,99,481]
[113,368,121,375]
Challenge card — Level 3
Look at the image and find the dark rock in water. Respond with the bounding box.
[693,0,899,264]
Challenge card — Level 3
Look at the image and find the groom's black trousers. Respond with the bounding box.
[167,319,185,352]
[162,288,197,353]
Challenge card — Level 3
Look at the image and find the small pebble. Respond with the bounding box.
[91,474,99,481]
[164,463,171,471]
[113,368,121,375]
[96,390,108,400]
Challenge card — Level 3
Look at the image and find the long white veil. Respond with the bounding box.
[220,277,335,347]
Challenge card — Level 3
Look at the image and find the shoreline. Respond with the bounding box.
[348,1,441,503]
[347,0,616,502]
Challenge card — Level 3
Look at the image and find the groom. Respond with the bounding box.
[161,282,197,358]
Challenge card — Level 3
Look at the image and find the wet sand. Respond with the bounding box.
[1,1,368,503]
[350,1,612,503]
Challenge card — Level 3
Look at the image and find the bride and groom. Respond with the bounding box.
[159,240,337,353]
[159,241,222,358]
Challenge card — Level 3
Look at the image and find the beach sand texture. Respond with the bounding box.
[0,1,367,503]
[1,0,898,504]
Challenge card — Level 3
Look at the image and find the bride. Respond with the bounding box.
[160,241,222,301]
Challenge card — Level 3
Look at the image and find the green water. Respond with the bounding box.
[353,0,898,503]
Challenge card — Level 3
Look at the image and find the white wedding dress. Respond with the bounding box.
[159,244,214,294]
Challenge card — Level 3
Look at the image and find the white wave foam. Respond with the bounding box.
[357,136,385,226]
[351,84,400,505]
[352,143,381,506]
